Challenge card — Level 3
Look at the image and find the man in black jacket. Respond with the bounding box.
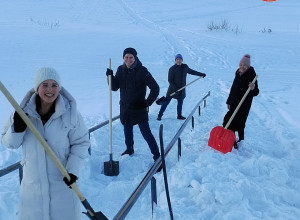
[157,54,206,120]
[106,47,160,161]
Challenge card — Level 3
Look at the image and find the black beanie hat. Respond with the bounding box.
[123,47,137,58]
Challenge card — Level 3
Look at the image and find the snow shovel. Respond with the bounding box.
[156,76,203,105]
[208,75,258,154]
[104,58,119,176]
[0,81,108,220]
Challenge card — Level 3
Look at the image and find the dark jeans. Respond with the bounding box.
[158,98,184,117]
[238,128,244,141]
[228,127,244,142]
[123,121,160,161]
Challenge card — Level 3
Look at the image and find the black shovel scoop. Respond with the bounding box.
[84,209,108,220]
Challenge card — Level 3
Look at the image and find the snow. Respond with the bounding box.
[1,0,300,219]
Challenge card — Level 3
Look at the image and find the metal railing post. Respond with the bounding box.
[151,177,157,218]
[19,167,23,184]
[192,116,194,129]
[178,138,181,161]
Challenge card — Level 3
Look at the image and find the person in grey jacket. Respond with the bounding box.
[1,67,90,220]
[106,47,161,162]
[157,54,206,120]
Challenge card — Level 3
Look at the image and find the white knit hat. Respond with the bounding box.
[34,67,61,91]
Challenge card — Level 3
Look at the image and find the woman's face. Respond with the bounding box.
[239,62,249,74]
[124,54,135,68]
[37,80,59,105]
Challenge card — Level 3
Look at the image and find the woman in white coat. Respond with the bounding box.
[1,67,90,220]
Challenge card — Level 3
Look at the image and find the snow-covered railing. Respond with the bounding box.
[0,116,121,183]
[0,161,23,184]
[113,91,210,220]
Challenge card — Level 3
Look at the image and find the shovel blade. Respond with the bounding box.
[83,211,109,220]
[208,126,236,154]
[104,160,119,176]
[156,96,167,105]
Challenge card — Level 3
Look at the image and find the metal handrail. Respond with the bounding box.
[89,115,120,133]
[0,161,22,178]
[113,91,210,220]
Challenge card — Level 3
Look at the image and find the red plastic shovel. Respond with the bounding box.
[208,75,258,153]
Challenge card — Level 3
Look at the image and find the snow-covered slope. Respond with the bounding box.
[1,0,299,219]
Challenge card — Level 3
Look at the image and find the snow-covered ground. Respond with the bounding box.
[1,0,299,219]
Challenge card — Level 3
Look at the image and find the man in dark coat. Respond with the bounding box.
[106,47,160,161]
[157,54,206,120]
[223,54,259,149]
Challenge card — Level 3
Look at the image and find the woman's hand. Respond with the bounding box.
[13,111,27,132]
[249,82,255,90]
[63,173,78,188]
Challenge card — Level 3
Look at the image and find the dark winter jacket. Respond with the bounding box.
[223,66,259,131]
[166,64,205,100]
[110,58,159,125]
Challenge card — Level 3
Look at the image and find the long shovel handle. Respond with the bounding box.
[0,81,102,219]
[156,76,203,105]
[169,76,203,97]
[108,58,112,155]
[224,75,258,129]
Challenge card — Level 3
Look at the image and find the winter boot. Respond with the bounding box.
[157,116,162,121]
[121,149,134,156]
[156,164,163,173]
[177,115,186,120]
[233,141,238,149]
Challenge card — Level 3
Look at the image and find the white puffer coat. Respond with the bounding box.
[1,87,90,220]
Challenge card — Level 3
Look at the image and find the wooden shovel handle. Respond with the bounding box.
[170,76,202,97]
[224,75,258,129]
[108,58,113,155]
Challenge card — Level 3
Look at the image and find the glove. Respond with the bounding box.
[63,173,78,188]
[131,101,147,109]
[106,68,113,76]
[13,111,27,132]
[201,73,206,78]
